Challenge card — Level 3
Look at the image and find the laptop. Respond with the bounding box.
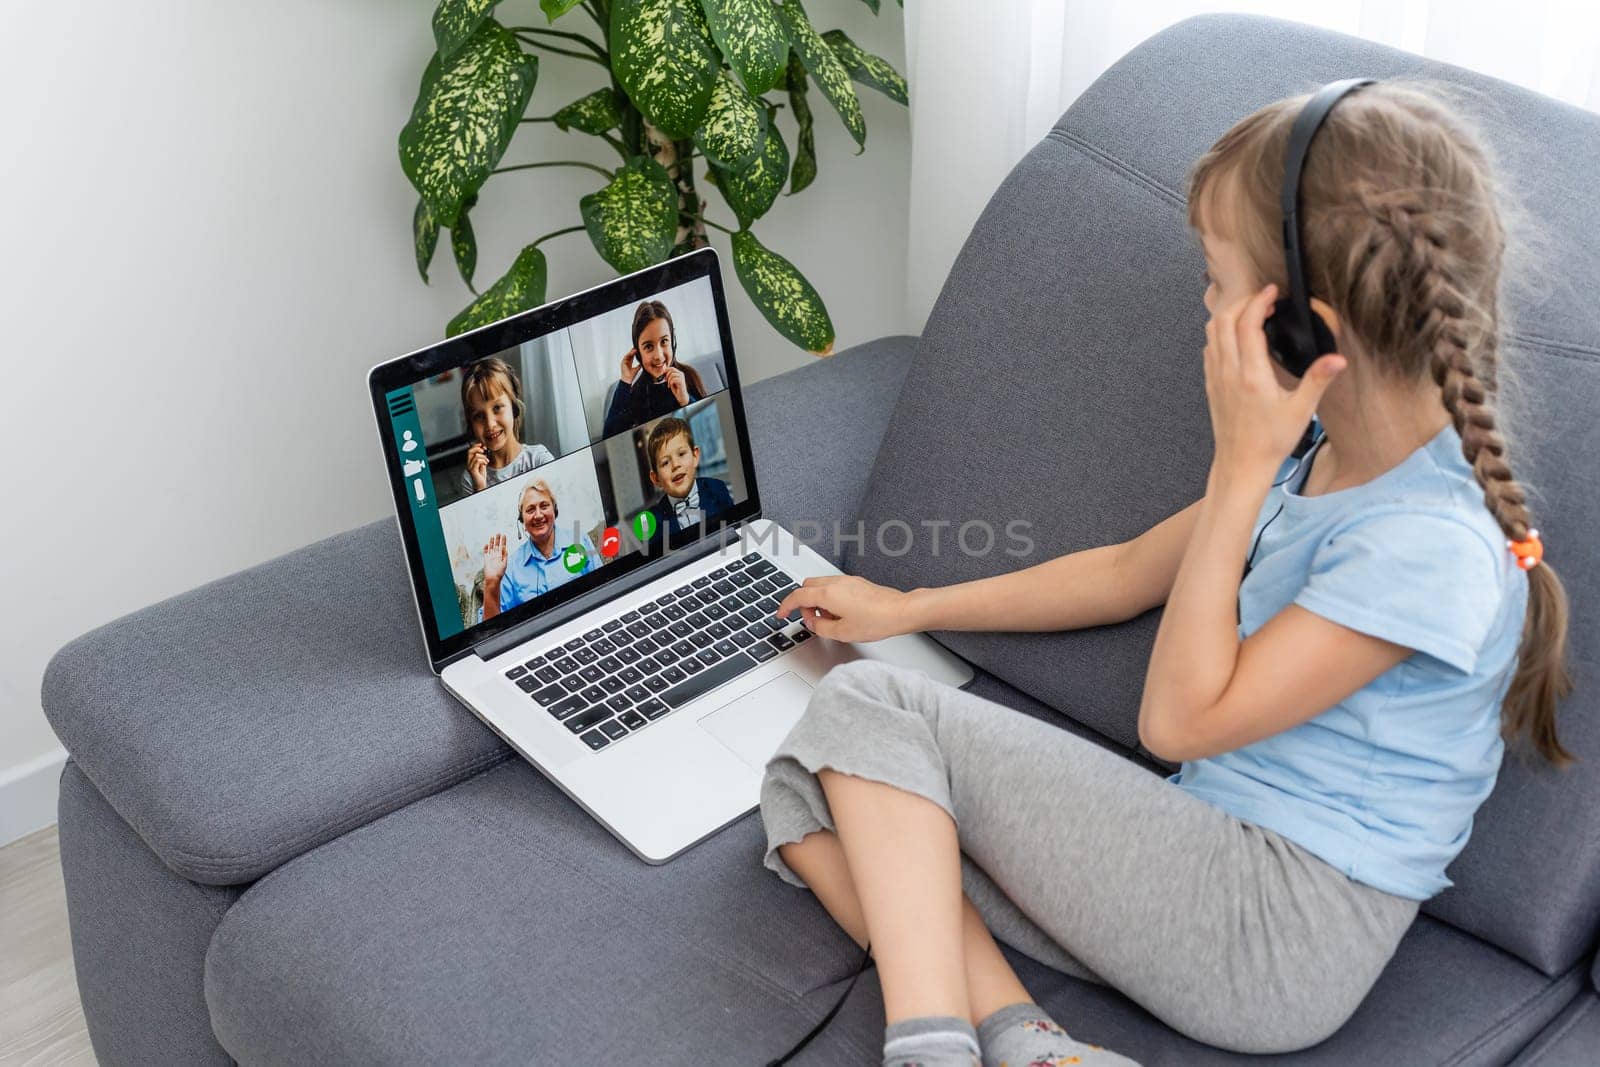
[369,246,972,863]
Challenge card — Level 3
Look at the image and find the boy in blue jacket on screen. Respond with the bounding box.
[645,417,733,535]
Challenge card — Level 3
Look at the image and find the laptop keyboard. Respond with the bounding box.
[499,553,813,752]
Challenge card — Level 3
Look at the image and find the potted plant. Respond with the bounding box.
[401,0,907,355]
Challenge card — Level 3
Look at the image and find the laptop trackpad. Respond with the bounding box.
[698,672,813,770]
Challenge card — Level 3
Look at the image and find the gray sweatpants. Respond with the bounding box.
[758,660,1421,1055]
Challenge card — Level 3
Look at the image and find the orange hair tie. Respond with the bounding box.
[1508,528,1544,571]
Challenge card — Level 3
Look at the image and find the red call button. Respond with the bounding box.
[600,526,621,559]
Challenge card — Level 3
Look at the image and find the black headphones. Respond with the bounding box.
[1263,78,1374,379]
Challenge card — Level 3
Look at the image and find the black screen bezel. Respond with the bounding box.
[368,247,762,670]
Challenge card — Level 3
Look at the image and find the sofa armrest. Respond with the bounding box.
[40,334,917,884]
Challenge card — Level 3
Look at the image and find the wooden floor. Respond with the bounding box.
[0,825,95,1065]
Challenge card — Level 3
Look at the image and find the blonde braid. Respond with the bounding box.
[1364,188,1573,763]
[1368,192,1532,541]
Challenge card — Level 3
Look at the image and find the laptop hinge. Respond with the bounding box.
[471,517,758,663]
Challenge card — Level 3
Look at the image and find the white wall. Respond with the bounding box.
[0,0,911,838]
[902,0,1600,332]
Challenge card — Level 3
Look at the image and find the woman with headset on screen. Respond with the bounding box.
[600,300,708,438]
[480,480,595,620]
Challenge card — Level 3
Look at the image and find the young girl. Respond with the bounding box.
[760,82,1573,1067]
[601,300,707,437]
[458,357,555,495]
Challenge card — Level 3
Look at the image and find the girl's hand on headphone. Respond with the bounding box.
[482,533,508,586]
[777,575,909,643]
[466,443,490,491]
[1204,282,1345,479]
[620,348,640,385]
[663,365,689,406]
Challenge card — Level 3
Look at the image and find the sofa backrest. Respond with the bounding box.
[850,13,1600,978]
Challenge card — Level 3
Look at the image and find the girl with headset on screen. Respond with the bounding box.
[458,357,555,495]
[757,82,1574,1067]
[601,300,708,438]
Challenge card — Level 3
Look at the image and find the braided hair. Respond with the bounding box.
[1186,81,1573,765]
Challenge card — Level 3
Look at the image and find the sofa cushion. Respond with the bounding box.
[203,728,1586,1065]
[849,13,1600,977]
[1508,990,1600,1067]
[40,335,917,886]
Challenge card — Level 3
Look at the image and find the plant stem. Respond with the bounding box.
[531,224,586,247]
[600,131,628,158]
[514,34,607,65]
[493,159,615,179]
[520,116,559,123]
[680,210,737,235]
[507,26,607,60]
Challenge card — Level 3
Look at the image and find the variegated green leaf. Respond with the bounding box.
[731,229,833,354]
[414,198,440,283]
[451,203,477,288]
[712,112,788,227]
[693,72,763,170]
[820,29,906,105]
[580,156,679,274]
[699,0,787,95]
[785,54,817,195]
[610,0,720,140]
[774,0,864,149]
[399,20,538,228]
[447,244,548,336]
[553,88,626,134]
[541,0,585,20]
[433,0,503,60]
[857,0,879,12]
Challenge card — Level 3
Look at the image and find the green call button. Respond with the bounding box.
[562,544,587,574]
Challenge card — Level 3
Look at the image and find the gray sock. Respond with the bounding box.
[976,1002,1141,1067]
[882,1014,981,1067]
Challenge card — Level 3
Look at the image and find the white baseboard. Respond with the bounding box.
[0,747,67,847]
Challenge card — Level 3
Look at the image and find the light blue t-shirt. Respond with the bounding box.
[459,441,556,496]
[495,532,597,614]
[1168,422,1527,900]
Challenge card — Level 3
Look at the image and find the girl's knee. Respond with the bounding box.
[814,658,921,710]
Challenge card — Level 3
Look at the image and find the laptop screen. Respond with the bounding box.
[370,249,760,667]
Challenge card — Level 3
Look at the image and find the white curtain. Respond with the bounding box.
[902,0,1600,330]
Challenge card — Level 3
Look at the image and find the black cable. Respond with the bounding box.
[764,942,874,1066]
[1237,431,1322,620]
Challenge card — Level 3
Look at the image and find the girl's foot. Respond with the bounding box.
[977,1003,1141,1067]
[883,1014,982,1066]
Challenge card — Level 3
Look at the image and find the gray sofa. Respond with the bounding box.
[44,15,1599,1064]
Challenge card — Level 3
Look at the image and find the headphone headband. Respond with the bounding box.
[1277,78,1374,367]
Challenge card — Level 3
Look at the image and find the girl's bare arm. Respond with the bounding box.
[905,500,1203,633]
[778,501,1202,642]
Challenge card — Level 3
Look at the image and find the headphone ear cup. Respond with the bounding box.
[1263,297,1315,378]
[1308,306,1339,363]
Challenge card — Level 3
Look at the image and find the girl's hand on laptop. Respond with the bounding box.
[779,576,909,643]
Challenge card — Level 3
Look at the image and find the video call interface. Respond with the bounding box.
[384,276,748,641]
